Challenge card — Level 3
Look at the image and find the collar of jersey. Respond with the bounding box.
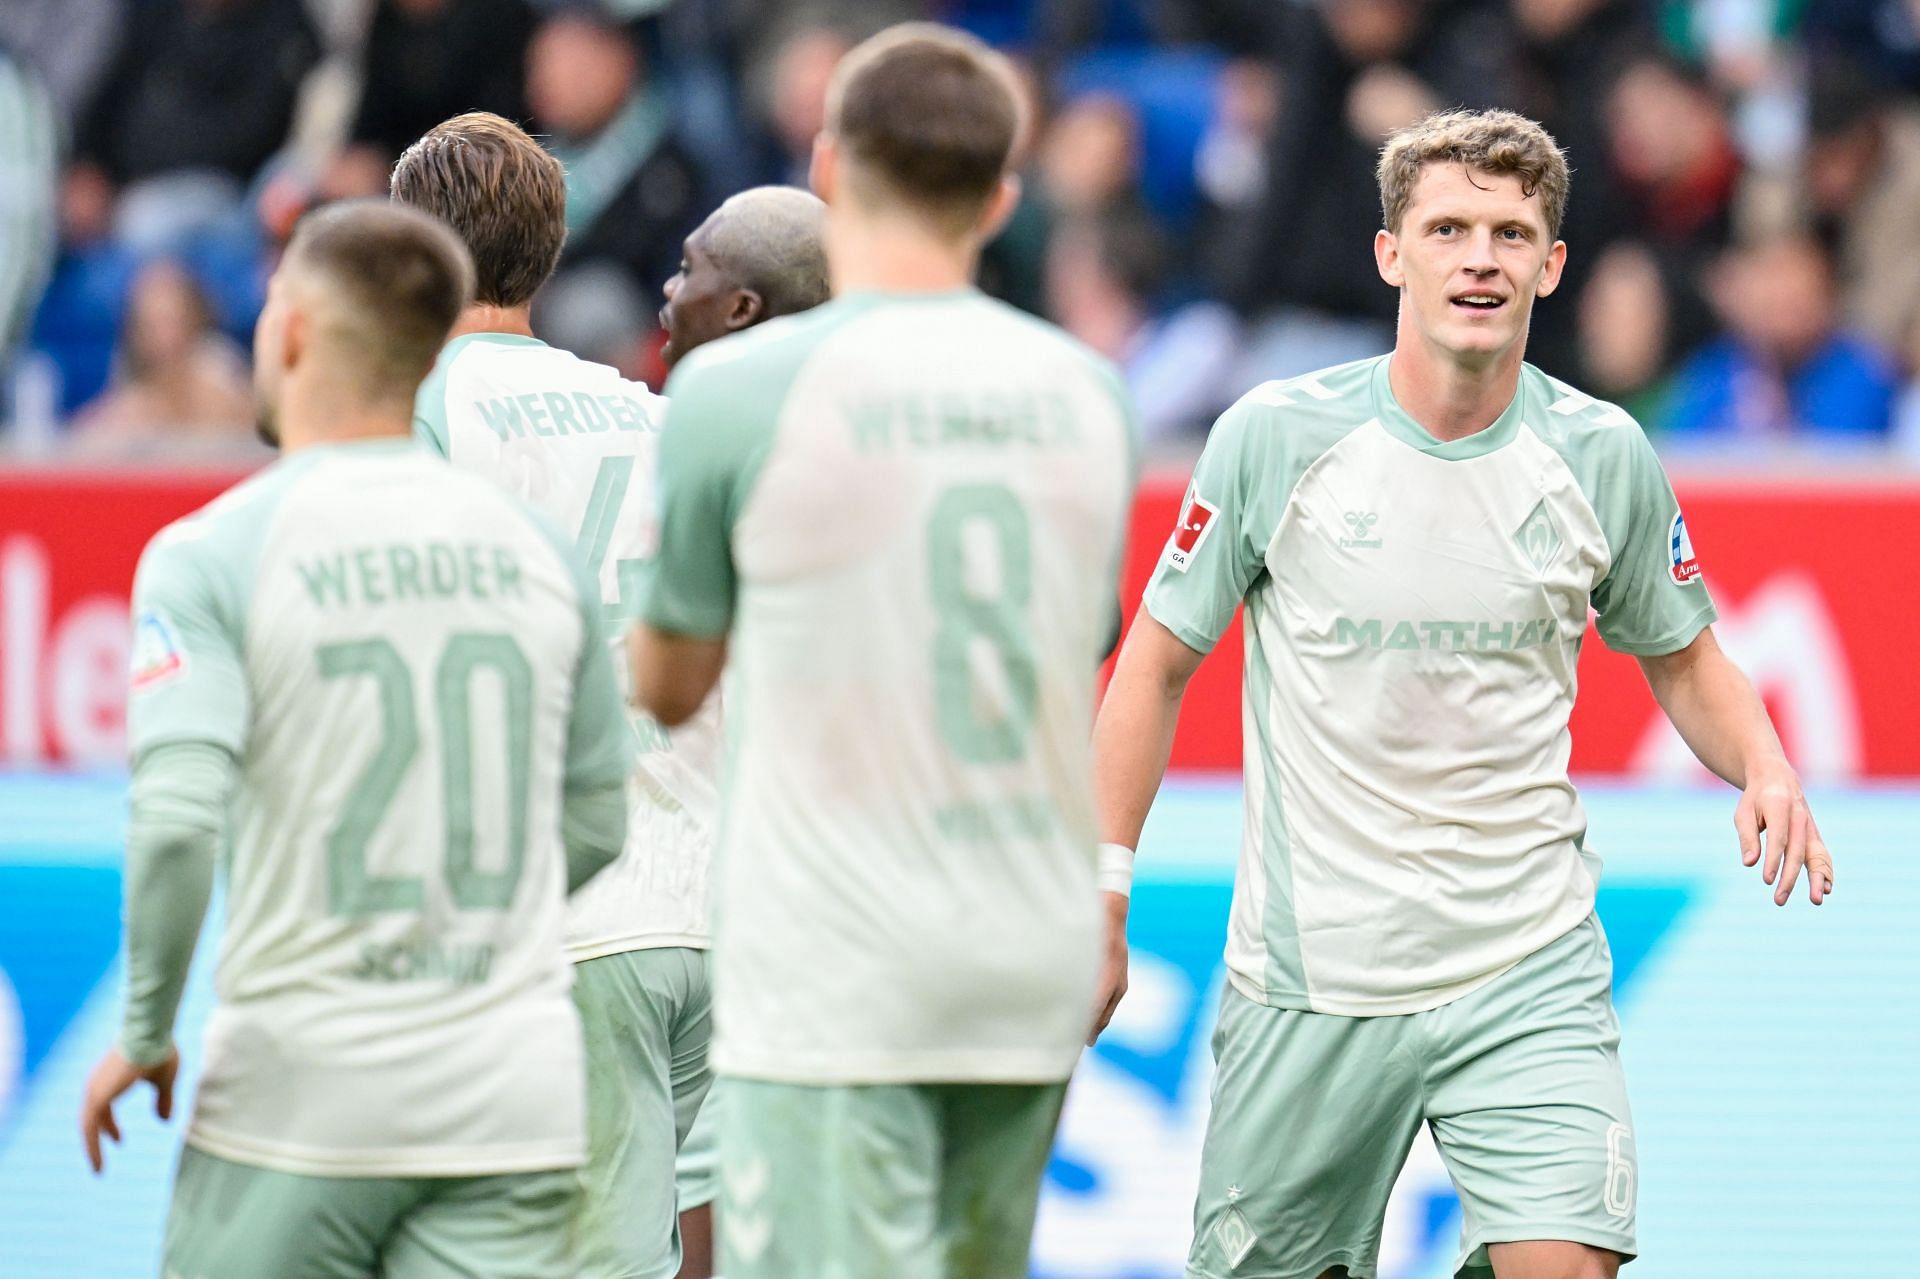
[1369,355,1525,460]
[832,286,981,306]
[446,331,548,354]
[295,436,420,458]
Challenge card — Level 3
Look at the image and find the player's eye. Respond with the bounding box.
[1435,224,1456,236]
[1501,228,1522,241]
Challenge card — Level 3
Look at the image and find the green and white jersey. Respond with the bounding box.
[641,291,1136,1086]
[1147,356,1716,1017]
[417,333,717,960]
[126,440,630,1177]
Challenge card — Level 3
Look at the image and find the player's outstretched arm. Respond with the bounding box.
[81,741,232,1172]
[1087,614,1207,1042]
[1638,627,1834,906]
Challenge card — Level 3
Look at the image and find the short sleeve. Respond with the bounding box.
[637,355,770,639]
[1141,398,1271,653]
[412,356,451,458]
[127,530,250,758]
[1589,430,1717,655]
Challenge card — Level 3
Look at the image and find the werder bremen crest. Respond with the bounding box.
[1514,499,1562,572]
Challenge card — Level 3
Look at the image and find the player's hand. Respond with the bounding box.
[1088,892,1130,1045]
[1734,759,1834,906]
[80,1045,179,1174]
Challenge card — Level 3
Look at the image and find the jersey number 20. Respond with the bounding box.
[317,634,532,917]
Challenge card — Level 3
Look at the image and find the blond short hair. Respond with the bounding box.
[1377,109,1571,239]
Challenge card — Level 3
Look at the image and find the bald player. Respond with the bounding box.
[659,186,832,372]
[79,200,631,1279]
[654,182,830,1279]
[392,112,827,1279]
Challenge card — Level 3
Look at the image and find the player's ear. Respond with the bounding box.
[281,302,307,373]
[1536,239,1568,298]
[1375,228,1404,289]
[728,289,765,333]
[977,174,1022,242]
[809,133,837,204]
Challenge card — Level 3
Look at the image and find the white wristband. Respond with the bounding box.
[1096,842,1136,897]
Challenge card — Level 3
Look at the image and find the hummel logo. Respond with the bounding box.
[1339,510,1382,549]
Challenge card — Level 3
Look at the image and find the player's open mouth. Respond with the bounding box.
[658,308,672,335]
[1451,293,1506,312]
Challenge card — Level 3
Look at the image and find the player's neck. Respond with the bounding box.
[275,383,413,454]
[1387,333,1526,444]
[826,208,977,296]
[447,304,536,341]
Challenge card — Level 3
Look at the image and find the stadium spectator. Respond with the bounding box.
[1605,54,1742,253]
[1038,93,1143,219]
[322,0,537,201]
[1663,233,1899,443]
[66,260,256,458]
[1045,205,1238,445]
[68,0,320,256]
[524,10,705,371]
[1221,0,1504,382]
[0,0,120,131]
[753,24,857,188]
[1490,0,1657,374]
[1801,52,1920,355]
[1803,0,1920,93]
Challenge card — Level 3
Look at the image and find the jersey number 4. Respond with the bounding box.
[317,634,533,917]
[928,484,1037,763]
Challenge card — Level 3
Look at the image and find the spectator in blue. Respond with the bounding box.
[1663,233,1899,443]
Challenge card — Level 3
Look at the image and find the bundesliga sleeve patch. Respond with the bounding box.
[130,610,187,691]
[1164,486,1219,573]
[1668,511,1701,585]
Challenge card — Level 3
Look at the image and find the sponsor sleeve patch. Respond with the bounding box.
[129,610,187,691]
[1163,486,1219,573]
[1668,510,1701,585]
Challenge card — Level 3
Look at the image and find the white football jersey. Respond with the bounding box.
[417,333,717,959]
[642,291,1137,1085]
[127,441,630,1175]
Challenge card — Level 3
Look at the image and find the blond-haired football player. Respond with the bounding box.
[1091,109,1836,1279]
[392,112,828,1279]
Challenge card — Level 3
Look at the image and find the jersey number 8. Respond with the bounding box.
[928,484,1037,764]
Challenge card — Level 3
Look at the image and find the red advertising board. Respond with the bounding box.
[0,469,238,766]
[2,466,1916,775]
[1122,471,1920,779]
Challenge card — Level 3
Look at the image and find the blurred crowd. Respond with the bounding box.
[6,0,1920,459]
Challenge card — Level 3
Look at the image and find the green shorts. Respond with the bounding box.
[718,1076,1067,1279]
[573,946,714,1279]
[163,1147,581,1279]
[1190,912,1637,1279]
[675,1078,720,1212]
